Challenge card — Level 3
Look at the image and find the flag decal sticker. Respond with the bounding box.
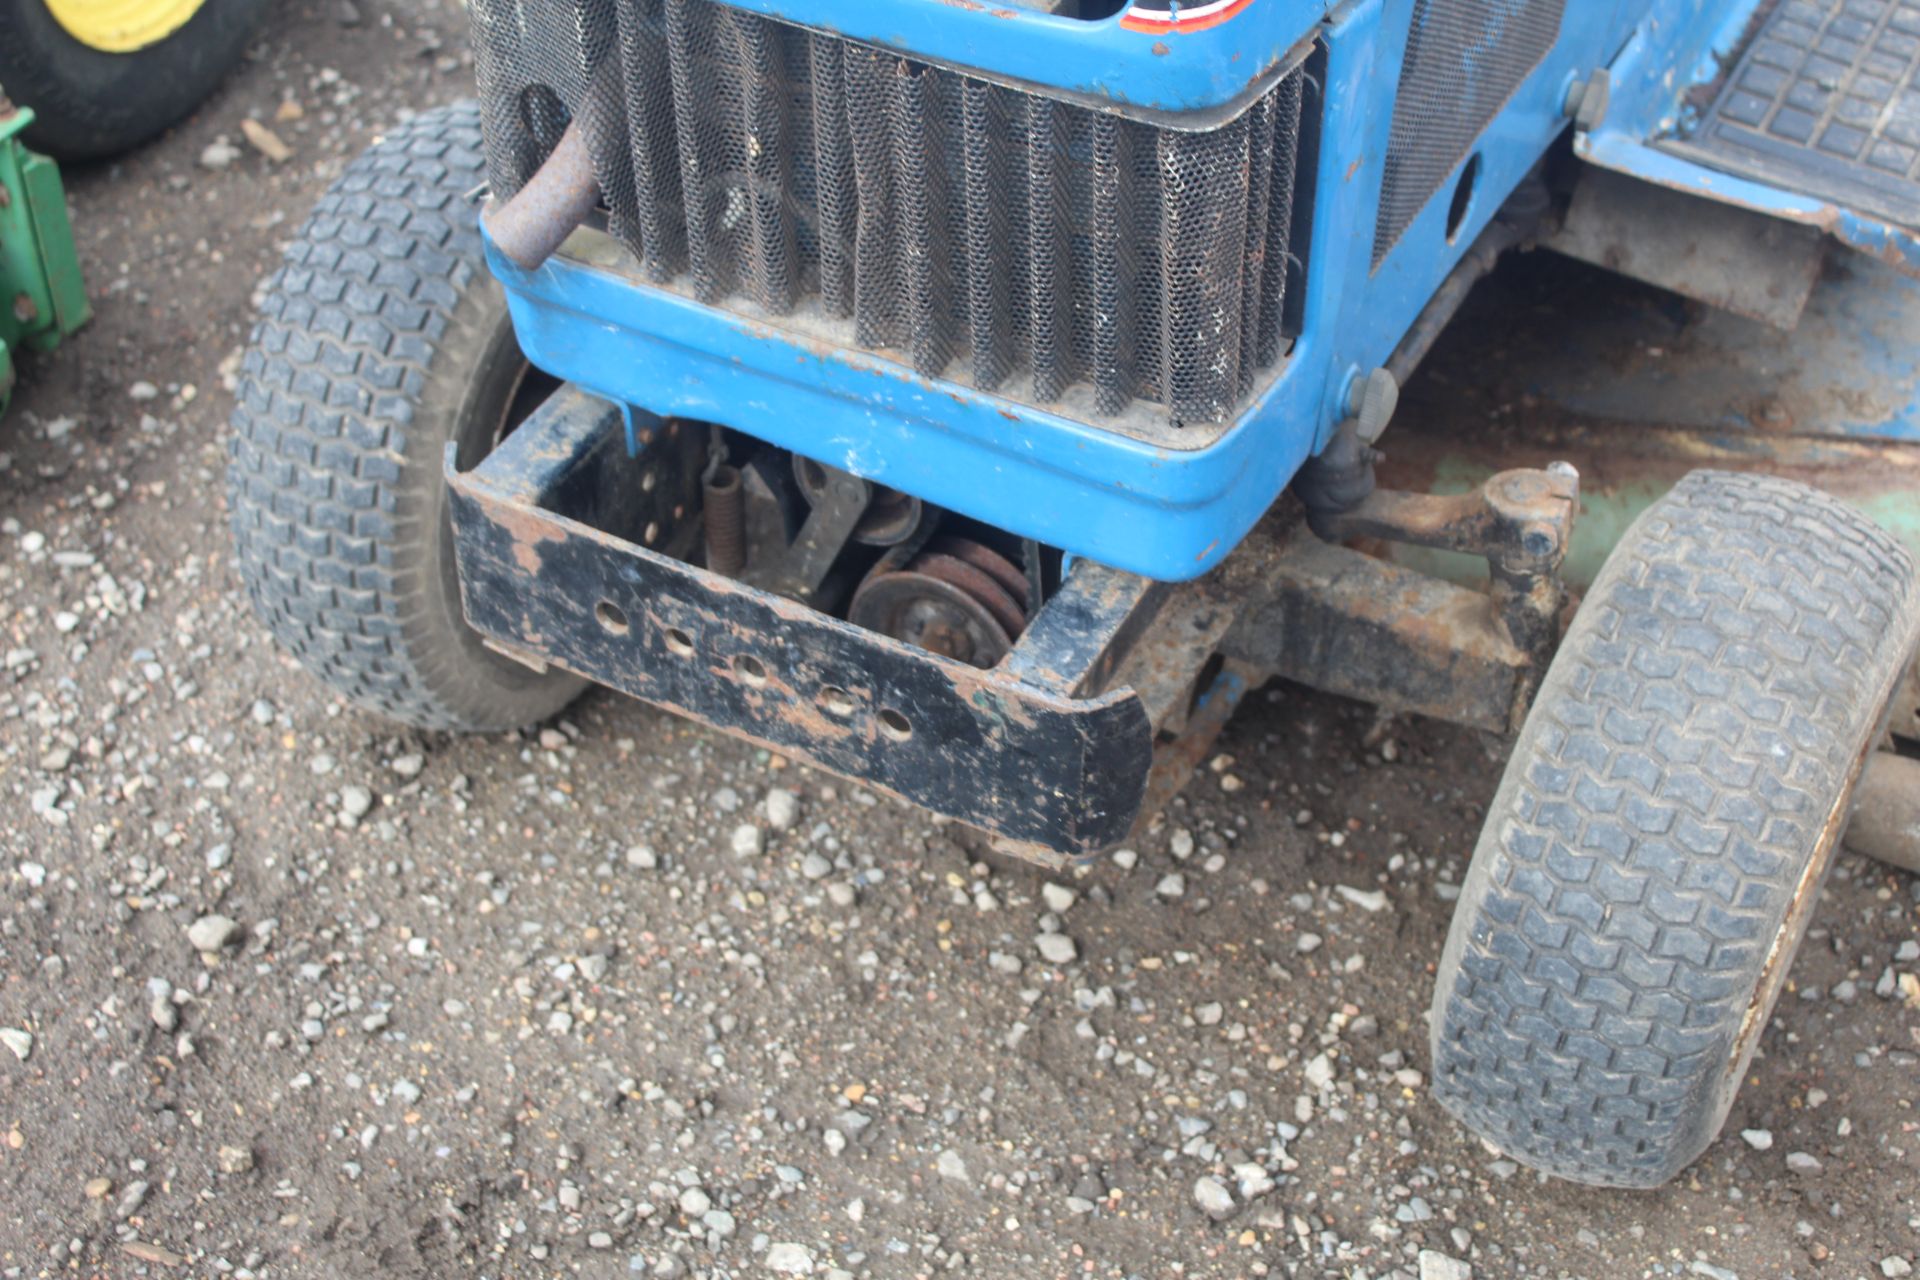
[1119,0,1256,33]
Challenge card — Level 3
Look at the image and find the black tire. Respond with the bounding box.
[1430,471,1920,1188]
[0,0,266,160]
[228,101,587,732]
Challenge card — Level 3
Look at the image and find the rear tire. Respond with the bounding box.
[228,101,586,732]
[0,0,266,160]
[1430,470,1920,1187]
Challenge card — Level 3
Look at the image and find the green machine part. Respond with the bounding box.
[0,91,91,419]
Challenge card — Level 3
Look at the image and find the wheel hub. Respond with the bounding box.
[44,0,209,53]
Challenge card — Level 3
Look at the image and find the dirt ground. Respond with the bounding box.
[1,3,1918,1277]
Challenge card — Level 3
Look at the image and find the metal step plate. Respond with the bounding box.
[1669,0,1920,230]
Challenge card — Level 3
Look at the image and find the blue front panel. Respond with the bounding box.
[706,0,1327,114]
[494,242,1322,580]
[494,0,1659,581]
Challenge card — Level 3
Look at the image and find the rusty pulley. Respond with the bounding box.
[849,537,1030,668]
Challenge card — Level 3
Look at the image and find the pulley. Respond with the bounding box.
[848,537,1031,668]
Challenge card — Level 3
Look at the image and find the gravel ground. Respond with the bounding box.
[2,4,1919,1277]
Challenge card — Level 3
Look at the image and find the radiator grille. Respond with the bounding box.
[470,0,1309,427]
[1374,0,1564,266]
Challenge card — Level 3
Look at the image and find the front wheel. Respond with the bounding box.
[228,102,586,732]
[1430,470,1920,1188]
[0,0,266,160]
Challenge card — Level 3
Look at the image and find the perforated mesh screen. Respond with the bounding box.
[1373,0,1564,266]
[469,0,1309,427]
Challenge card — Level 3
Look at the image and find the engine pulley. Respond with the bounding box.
[848,537,1031,668]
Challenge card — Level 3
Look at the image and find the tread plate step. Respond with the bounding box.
[1666,0,1920,230]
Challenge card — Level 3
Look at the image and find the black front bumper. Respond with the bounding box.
[447,387,1162,854]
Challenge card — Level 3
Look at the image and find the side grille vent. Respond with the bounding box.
[1374,0,1564,266]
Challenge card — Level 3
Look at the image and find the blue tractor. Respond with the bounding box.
[228,0,1920,1187]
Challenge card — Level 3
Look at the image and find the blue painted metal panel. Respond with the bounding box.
[1579,0,1920,273]
[703,0,1329,114]
[1582,132,1920,273]
[1597,0,1764,139]
[494,241,1319,581]
[493,0,1664,580]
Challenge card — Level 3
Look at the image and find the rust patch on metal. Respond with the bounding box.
[1219,519,1542,735]
[485,497,570,575]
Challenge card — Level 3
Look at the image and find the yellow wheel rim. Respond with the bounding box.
[44,0,208,52]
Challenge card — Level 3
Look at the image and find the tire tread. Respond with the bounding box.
[1431,471,1920,1186]
[228,101,579,731]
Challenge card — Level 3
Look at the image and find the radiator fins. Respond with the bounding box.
[471,0,1308,427]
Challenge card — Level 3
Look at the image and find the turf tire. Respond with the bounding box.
[228,101,586,732]
[1430,470,1920,1187]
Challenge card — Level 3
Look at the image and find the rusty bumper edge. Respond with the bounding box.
[445,387,1155,854]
